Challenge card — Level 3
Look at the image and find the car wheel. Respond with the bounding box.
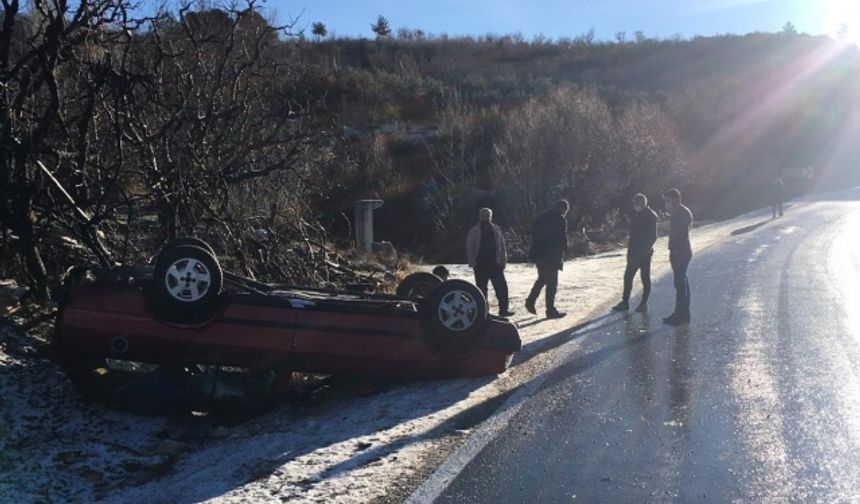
[424,279,488,355]
[151,244,223,323]
[396,272,443,300]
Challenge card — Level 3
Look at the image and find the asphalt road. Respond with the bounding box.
[435,193,860,503]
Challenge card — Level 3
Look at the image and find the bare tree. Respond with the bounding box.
[0,0,143,296]
[120,3,341,279]
[494,87,614,224]
[0,0,347,294]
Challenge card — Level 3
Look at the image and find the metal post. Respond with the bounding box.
[354,199,384,252]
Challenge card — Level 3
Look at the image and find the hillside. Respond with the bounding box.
[304,30,860,260]
[1,2,859,290]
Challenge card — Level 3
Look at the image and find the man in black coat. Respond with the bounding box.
[526,200,569,319]
[662,188,694,326]
[612,193,658,313]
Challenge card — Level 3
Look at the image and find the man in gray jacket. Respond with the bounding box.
[466,208,514,317]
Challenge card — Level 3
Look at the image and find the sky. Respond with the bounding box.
[256,0,857,42]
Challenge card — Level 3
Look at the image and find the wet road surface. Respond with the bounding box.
[435,194,860,503]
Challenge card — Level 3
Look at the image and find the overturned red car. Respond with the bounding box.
[54,238,521,411]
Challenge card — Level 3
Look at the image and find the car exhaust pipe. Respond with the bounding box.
[111,336,129,354]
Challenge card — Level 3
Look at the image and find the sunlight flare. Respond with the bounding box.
[830,210,860,344]
[825,0,860,46]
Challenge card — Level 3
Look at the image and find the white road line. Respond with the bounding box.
[405,317,609,504]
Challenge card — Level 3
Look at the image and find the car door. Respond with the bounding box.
[290,300,419,375]
[188,294,297,369]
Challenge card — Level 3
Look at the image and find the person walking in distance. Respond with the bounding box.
[612,193,658,313]
[662,188,693,326]
[525,200,569,319]
[770,175,785,219]
[465,208,515,317]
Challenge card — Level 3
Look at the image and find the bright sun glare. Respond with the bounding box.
[826,0,860,45]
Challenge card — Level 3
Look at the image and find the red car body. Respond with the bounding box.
[55,268,522,399]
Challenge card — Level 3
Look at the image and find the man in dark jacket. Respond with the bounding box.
[612,193,658,313]
[662,188,693,326]
[465,208,514,317]
[526,200,569,319]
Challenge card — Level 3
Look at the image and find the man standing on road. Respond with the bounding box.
[612,193,658,313]
[525,200,569,319]
[466,208,514,317]
[771,175,785,219]
[662,188,693,326]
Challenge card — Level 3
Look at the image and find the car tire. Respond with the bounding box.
[396,272,443,300]
[424,279,488,355]
[150,244,223,324]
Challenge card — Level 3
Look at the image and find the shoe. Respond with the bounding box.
[662,313,679,325]
[546,310,566,319]
[525,300,536,315]
[611,301,629,312]
[499,310,516,317]
[634,302,648,313]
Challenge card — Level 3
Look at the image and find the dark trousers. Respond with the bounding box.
[527,261,559,312]
[474,263,509,313]
[622,252,652,304]
[670,248,692,316]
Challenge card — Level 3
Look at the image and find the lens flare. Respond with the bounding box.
[825,0,860,46]
[830,209,860,343]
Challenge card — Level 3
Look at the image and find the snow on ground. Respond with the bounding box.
[0,324,170,502]
[0,205,786,503]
